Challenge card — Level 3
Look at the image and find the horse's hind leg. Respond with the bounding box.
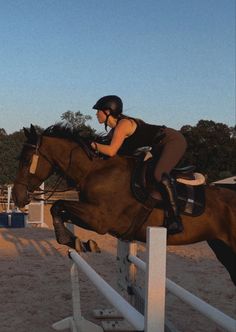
[50,200,100,253]
[207,239,236,286]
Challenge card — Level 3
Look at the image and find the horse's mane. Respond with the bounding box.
[43,123,99,144]
[42,123,111,160]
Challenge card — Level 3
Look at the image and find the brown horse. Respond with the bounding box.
[12,125,236,285]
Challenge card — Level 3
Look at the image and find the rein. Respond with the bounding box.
[34,144,79,202]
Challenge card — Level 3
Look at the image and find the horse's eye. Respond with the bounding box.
[18,155,32,167]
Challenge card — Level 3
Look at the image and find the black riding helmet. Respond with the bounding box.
[93,95,123,118]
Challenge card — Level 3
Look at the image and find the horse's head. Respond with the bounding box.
[12,124,54,208]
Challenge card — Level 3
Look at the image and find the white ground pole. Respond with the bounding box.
[52,227,167,332]
[127,248,236,332]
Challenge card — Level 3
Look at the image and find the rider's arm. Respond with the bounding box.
[91,119,135,157]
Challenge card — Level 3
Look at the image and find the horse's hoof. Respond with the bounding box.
[73,238,101,253]
[74,238,86,253]
[87,240,101,253]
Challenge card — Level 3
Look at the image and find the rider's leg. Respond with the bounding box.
[158,173,183,234]
[153,128,187,234]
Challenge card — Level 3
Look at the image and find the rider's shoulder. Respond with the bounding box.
[114,118,136,136]
[116,118,134,127]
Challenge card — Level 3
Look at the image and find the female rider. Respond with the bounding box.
[91,95,187,235]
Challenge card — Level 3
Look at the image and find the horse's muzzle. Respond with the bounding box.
[12,184,30,208]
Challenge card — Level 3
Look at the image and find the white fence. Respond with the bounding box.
[52,225,235,332]
[53,227,167,332]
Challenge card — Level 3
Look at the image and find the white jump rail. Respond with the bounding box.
[127,249,236,332]
[53,227,167,332]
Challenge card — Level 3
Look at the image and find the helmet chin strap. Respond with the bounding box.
[102,110,111,131]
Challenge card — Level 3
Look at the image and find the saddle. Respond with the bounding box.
[120,149,206,240]
[131,149,206,217]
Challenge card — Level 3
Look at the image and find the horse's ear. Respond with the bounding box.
[30,124,38,141]
[23,127,30,138]
[30,124,37,136]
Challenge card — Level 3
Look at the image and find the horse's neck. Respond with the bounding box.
[43,136,93,182]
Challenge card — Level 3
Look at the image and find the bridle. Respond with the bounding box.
[15,138,77,201]
[24,140,55,173]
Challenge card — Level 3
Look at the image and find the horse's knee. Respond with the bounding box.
[51,200,70,223]
[50,200,65,216]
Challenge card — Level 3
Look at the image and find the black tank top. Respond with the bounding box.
[114,117,165,156]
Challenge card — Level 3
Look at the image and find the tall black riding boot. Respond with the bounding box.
[159,173,184,235]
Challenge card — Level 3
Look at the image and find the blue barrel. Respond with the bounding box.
[10,212,25,228]
[0,212,9,228]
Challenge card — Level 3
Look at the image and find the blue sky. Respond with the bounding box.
[0,0,235,134]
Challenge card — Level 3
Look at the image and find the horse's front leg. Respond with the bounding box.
[50,200,100,253]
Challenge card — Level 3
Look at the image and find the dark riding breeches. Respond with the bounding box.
[154,127,187,181]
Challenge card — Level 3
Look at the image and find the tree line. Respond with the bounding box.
[0,111,235,185]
